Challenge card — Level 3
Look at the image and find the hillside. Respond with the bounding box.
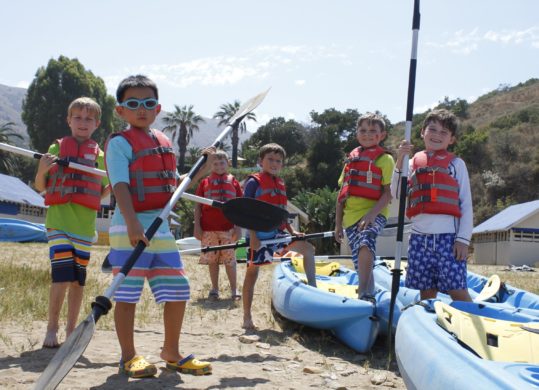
[387,78,539,147]
[0,84,28,145]
[0,84,251,150]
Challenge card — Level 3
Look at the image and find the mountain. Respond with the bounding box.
[0,83,252,152]
[0,84,28,145]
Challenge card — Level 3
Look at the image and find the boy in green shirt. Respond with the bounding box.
[35,97,109,348]
[334,113,395,301]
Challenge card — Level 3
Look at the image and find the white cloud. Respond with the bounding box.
[16,80,29,88]
[427,26,539,54]
[294,80,306,86]
[110,45,351,89]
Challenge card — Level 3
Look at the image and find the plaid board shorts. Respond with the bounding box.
[108,225,189,303]
[345,214,387,270]
[47,229,93,285]
[405,233,468,292]
[198,230,236,266]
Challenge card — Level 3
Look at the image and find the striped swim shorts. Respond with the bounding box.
[108,225,190,303]
[47,229,93,285]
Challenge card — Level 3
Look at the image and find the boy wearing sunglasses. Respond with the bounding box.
[105,75,214,378]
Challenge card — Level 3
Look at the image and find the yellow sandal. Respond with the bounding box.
[166,354,212,375]
[119,355,157,378]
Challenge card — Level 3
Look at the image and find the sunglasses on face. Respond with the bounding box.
[118,98,159,110]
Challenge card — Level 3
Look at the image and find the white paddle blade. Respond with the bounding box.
[33,313,96,390]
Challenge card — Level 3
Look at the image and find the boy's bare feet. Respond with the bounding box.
[43,329,60,348]
[242,318,257,330]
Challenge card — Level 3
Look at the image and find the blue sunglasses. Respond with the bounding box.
[118,98,159,110]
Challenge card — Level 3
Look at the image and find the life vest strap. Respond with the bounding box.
[345,169,382,180]
[409,183,459,192]
[134,146,174,159]
[409,195,459,208]
[346,180,382,191]
[129,170,176,179]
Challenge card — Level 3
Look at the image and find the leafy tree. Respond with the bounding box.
[213,100,256,168]
[242,117,308,162]
[306,109,352,189]
[293,187,339,254]
[21,56,116,152]
[437,96,469,119]
[162,105,205,172]
[0,122,24,174]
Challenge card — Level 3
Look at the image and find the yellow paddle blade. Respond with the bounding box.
[475,274,502,302]
[434,301,539,364]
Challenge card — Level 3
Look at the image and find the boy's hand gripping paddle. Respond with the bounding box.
[33,88,270,390]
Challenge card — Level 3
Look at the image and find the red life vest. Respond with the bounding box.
[45,136,102,211]
[249,172,287,230]
[203,173,238,202]
[112,128,177,212]
[199,173,240,231]
[406,150,462,218]
[338,146,385,203]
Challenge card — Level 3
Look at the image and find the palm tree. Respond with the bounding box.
[0,122,24,174]
[213,100,256,168]
[162,105,205,172]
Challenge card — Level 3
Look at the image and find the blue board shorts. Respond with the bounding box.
[247,232,289,267]
[405,232,468,292]
[345,214,387,270]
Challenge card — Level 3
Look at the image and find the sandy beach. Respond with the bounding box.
[0,243,405,389]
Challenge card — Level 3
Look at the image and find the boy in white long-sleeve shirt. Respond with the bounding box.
[391,109,472,302]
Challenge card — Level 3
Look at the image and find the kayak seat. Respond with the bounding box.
[290,256,341,277]
[434,301,539,364]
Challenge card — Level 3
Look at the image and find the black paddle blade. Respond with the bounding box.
[222,198,288,232]
[34,313,96,390]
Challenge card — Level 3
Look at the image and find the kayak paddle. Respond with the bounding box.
[33,88,270,390]
[179,231,335,255]
[182,192,289,233]
[1,140,287,232]
[387,0,420,366]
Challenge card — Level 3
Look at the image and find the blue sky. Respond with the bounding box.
[1,1,538,130]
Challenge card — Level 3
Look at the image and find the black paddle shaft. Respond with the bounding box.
[387,0,420,365]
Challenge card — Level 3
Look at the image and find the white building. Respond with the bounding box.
[472,200,539,266]
[0,173,46,223]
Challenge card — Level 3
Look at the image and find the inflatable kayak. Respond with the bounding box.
[371,261,539,389]
[0,218,47,242]
[271,253,380,353]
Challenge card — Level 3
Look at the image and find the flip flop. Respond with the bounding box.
[166,354,212,375]
[119,355,157,378]
[208,290,219,301]
[232,294,242,301]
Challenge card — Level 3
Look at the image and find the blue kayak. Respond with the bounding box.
[271,256,380,353]
[0,218,47,242]
[372,261,539,390]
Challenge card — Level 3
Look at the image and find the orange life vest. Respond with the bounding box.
[44,136,102,211]
[112,128,177,212]
[406,150,462,218]
[338,145,385,203]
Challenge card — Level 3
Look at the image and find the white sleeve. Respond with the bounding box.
[453,158,473,245]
